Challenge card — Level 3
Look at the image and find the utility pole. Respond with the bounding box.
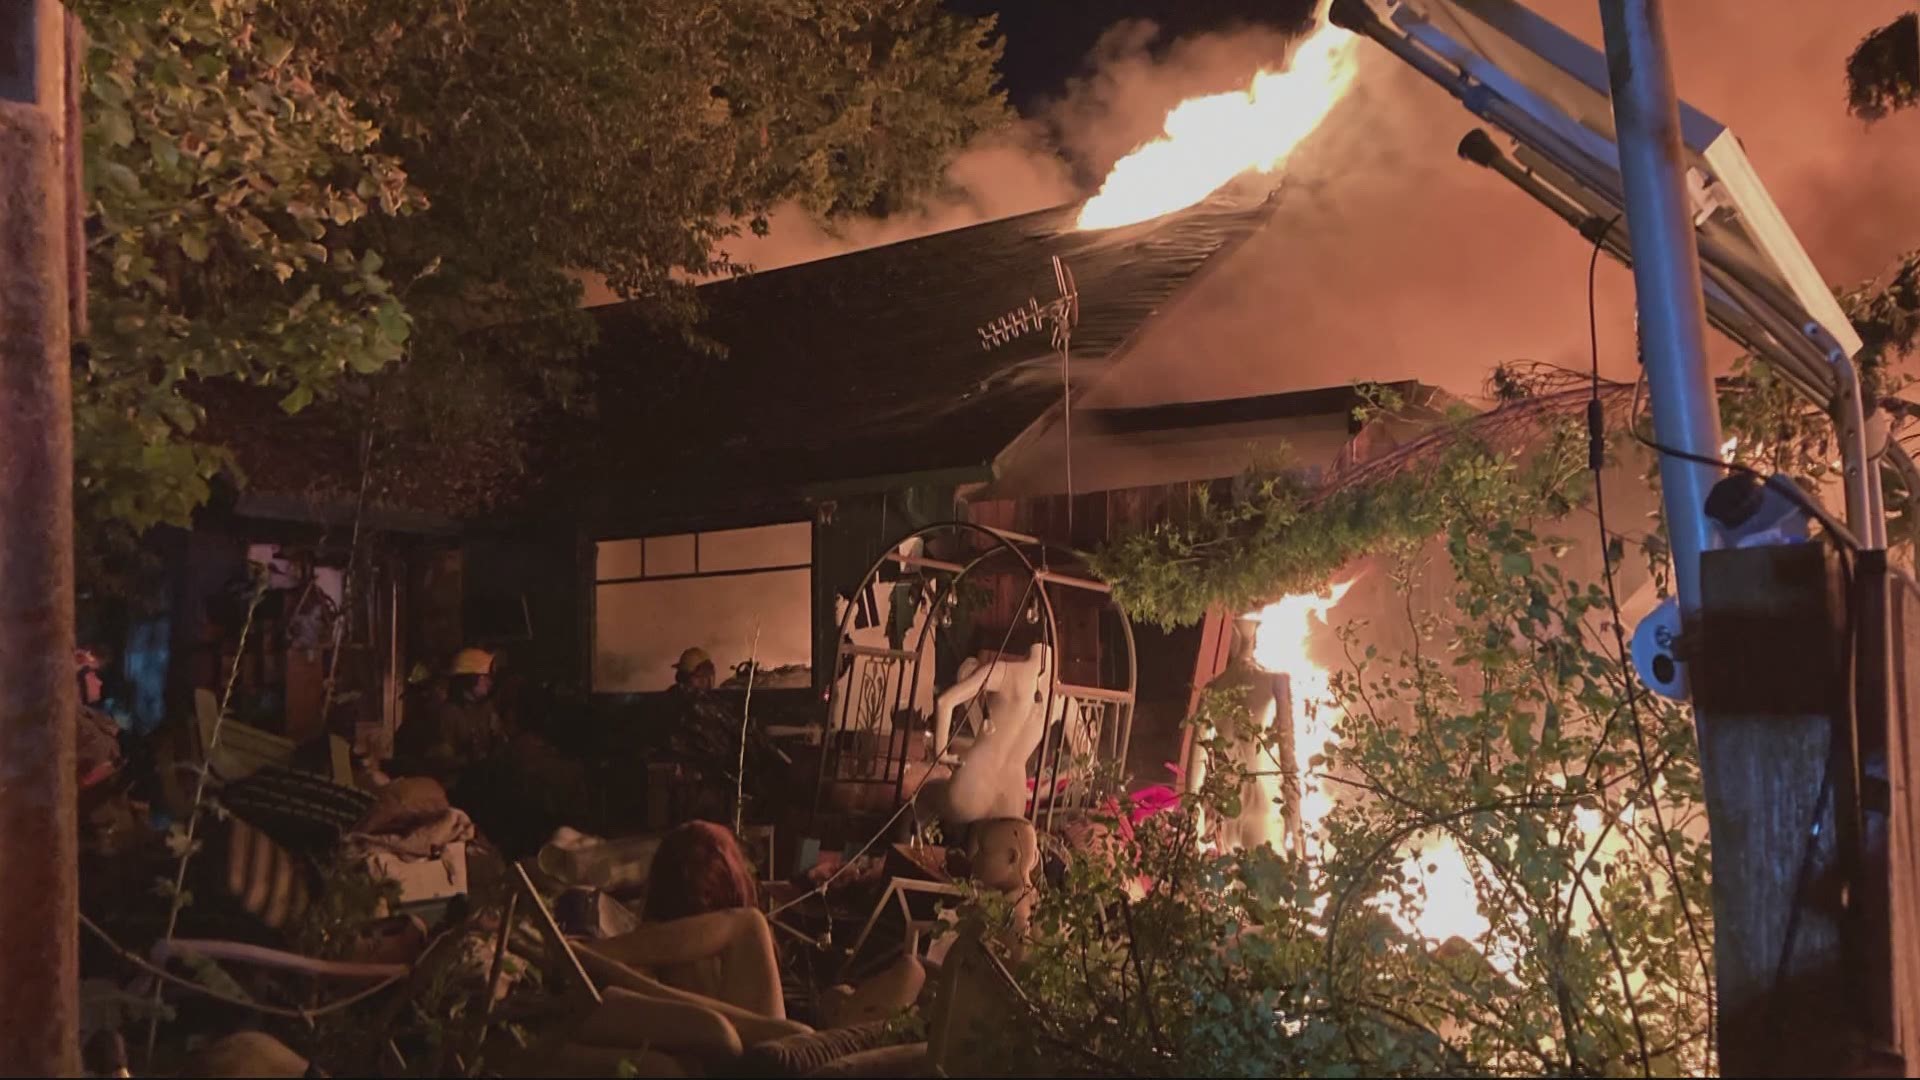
[1601,4,1867,1075]
[0,0,82,1074]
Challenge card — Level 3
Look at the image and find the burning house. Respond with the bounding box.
[122,184,1483,860]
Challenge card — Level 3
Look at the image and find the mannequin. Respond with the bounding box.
[1190,620,1298,855]
[932,642,1060,824]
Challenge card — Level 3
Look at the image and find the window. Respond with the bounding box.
[592,522,812,692]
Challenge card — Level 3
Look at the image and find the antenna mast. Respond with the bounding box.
[975,257,1081,535]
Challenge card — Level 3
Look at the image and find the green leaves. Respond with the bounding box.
[1094,413,1590,630]
[1046,395,1713,1076]
[1846,12,1919,121]
[177,229,209,263]
[73,0,1010,559]
[374,299,409,344]
[74,0,424,546]
[279,384,314,415]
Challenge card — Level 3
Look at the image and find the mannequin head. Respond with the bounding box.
[966,817,1039,893]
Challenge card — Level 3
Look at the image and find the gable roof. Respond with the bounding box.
[562,192,1281,528]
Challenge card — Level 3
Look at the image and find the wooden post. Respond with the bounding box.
[0,0,81,1072]
[1694,544,1859,1075]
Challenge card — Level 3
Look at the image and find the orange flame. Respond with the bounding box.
[1076,20,1358,231]
[1247,579,1353,853]
[1247,579,1511,960]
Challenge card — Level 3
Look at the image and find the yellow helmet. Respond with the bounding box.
[674,647,712,674]
[450,648,495,677]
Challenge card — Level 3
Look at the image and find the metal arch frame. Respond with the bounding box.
[1329,0,1916,558]
[812,520,1139,832]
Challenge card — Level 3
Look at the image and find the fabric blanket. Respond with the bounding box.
[343,806,475,862]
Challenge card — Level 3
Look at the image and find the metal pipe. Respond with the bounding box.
[1464,132,1807,401]
[1362,3,1907,549]
[1600,0,1725,619]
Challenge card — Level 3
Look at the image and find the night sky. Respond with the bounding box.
[947,0,1318,110]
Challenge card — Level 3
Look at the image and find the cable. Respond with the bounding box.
[1630,434,1861,555]
[1764,492,1860,1035]
[1583,214,1716,1071]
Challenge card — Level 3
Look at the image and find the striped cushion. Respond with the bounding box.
[218,818,313,931]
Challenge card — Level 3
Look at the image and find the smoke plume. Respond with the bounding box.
[688,18,1309,278]
[1084,0,1920,406]
[592,1,1920,410]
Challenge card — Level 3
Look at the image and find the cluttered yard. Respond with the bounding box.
[8,0,1920,1076]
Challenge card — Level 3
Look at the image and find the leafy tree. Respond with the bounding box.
[1848,11,1919,121]
[74,0,423,549]
[75,0,1012,555]
[253,0,1014,513]
[1089,407,1589,629]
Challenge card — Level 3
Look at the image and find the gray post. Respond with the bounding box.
[0,0,80,1074]
[1598,0,1725,620]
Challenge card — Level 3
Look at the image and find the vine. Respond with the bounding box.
[1090,398,1591,630]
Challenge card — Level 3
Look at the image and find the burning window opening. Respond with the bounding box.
[1076,19,1359,232]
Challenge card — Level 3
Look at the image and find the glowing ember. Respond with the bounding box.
[1076,20,1359,231]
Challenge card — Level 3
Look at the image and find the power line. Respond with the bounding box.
[1583,214,1716,1068]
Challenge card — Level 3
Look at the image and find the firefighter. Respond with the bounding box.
[671,646,716,694]
[437,646,506,767]
[395,646,505,778]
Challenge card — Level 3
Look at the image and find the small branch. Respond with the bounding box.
[156,939,408,980]
[319,423,377,731]
[1117,896,1163,1049]
[1575,874,1653,1078]
[734,619,761,837]
[146,568,269,1063]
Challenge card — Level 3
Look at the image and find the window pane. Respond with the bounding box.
[595,539,645,582]
[643,534,697,577]
[593,569,811,692]
[699,522,811,573]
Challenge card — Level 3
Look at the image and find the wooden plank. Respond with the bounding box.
[1696,544,1853,1076]
[1882,563,1920,1074]
[1178,606,1237,789]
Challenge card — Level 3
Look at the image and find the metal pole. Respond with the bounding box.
[1598,0,1725,621]
[0,0,81,1074]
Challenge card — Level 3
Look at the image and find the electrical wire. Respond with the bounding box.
[1583,214,1716,1069]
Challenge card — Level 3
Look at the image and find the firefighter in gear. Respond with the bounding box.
[395,646,505,778]
[439,647,505,765]
[672,647,716,693]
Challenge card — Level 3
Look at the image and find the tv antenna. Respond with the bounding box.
[975,257,1082,533]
